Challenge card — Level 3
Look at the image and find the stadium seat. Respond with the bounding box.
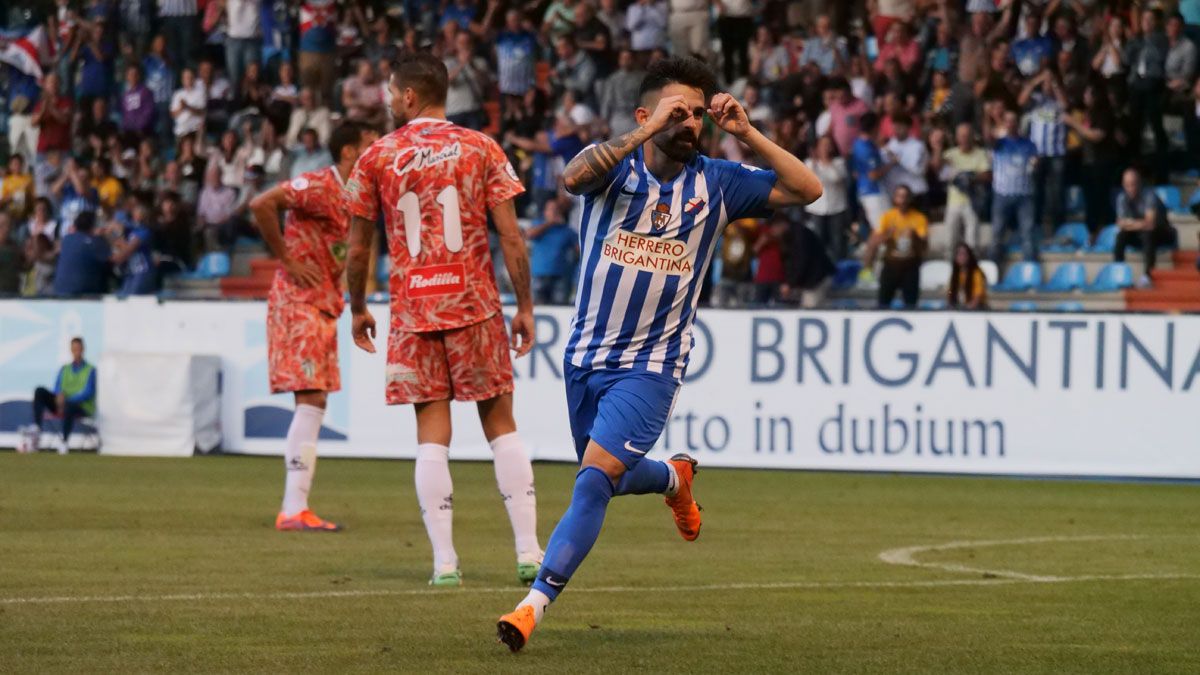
[1089,225,1118,253]
[368,292,389,303]
[1042,223,1090,253]
[180,252,231,280]
[1056,301,1085,312]
[1039,261,1087,292]
[1154,185,1186,214]
[993,261,1042,292]
[829,298,860,309]
[920,299,947,310]
[1188,187,1200,212]
[1009,301,1039,311]
[832,259,863,290]
[979,260,999,286]
[919,260,952,291]
[1085,262,1135,293]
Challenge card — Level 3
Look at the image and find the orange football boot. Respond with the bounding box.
[496,605,538,652]
[275,510,343,532]
[664,454,701,541]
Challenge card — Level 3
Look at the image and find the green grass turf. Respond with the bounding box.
[1,453,1198,674]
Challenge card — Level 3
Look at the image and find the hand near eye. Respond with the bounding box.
[709,93,752,138]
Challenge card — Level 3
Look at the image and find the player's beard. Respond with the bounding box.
[653,127,700,163]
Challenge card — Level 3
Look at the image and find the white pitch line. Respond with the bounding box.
[878,534,1150,581]
[3,572,1198,607]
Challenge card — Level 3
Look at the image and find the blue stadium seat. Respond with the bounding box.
[180,252,231,280]
[1188,188,1200,212]
[1040,261,1087,292]
[1042,223,1090,253]
[833,259,863,290]
[829,298,860,309]
[1089,225,1118,253]
[368,292,390,303]
[993,261,1042,292]
[1009,301,1039,311]
[1085,262,1135,293]
[920,299,947,310]
[1056,301,1085,312]
[1154,185,1186,214]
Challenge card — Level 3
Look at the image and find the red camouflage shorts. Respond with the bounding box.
[267,301,340,393]
[386,312,514,405]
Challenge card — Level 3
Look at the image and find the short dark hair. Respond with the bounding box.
[892,112,913,127]
[392,51,448,107]
[71,337,84,348]
[74,210,97,234]
[328,121,369,162]
[825,76,850,93]
[859,111,879,133]
[638,56,718,103]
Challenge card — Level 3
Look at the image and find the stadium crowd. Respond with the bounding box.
[1,0,1199,307]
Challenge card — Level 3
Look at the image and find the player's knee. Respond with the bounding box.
[295,390,327,409]
[573,466,615,506]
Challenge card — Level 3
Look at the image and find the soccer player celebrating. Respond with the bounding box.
[344,52,542,586]
[249,121,376,533]
[495,57,824,651]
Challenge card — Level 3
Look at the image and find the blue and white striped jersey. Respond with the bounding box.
[563,146,777,380]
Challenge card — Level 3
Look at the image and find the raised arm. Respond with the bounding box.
[491,198,535,357]
[561,94,692,195]
[708,92,823,206]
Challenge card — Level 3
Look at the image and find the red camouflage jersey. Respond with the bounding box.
[346,118,525,332]
[267,166,351,316]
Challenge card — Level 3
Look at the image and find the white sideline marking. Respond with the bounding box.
[3,572,1198,607]
[878,534,1150,581]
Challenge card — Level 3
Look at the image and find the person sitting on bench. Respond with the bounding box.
[30,337,97,454]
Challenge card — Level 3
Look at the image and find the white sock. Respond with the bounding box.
[517,588,551,623]
[415,443,458,573]
[489,432,541,560]
[664,462,680,498]
[282,404,323,516]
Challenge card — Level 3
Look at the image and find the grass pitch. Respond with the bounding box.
[1,453,1198,674]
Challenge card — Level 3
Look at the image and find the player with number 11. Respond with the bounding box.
[344,52,543,587]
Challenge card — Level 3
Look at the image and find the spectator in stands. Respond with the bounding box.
[1115,167,1177,286]
[934,122,990,255]
[170,67,207,140]
[1011,8,1052,77]
[800,14,848,76]
[289,128,333,178]
[574,1,615,77]
[624,0,672,54]
[826,78,868,158]
[1,155,34,222]
[990,109,1039,266]
[286,87,332,147]
[1126,9,1170,182]
[31,73,72,170]
[110,198,157,296]
[443,35,491,130]
[669,0,709,58]
[142,34,174,141]
[1019,66,1068,236]
[783,220,835,309]
[29,337,97,454]
[342,60,387,129]
[599,48,643,136]
[753,217,789,305]
[298,0,338,102]
[196,165,236,253]
[1063,84,1116,234]
[750,26,790,83]
[198,59,233,132]
[74,22,113,102]
[882,113,928,205]
[158,0,199,68]
[223,0,261,89]
[496,8,539,115]
[552,35,598,103]
[52,160,99,237]
[54,211,111,296]
[0,214,20,294]
[92,158,124,211]
[851,111,889,238]
[865,184,927,310]
[804,135,849,260]
[526,199,577,305]
[119,64,156,138]
[875,21,921,76]
[155,191,194,271]
[947,242,988,310]
[716,0,754,83]
[21,230,56,296]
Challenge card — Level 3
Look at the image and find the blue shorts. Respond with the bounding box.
[563,362,680,469]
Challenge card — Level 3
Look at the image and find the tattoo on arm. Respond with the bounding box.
[562,126,653,195]
[346,215,374,312]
